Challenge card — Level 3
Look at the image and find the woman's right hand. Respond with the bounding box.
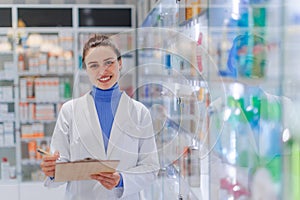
[40,151,60,177]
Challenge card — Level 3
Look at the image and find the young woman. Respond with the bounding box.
[40,34,159,200]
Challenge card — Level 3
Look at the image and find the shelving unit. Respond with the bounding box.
[16,21,75,181]
[0,16,18,183]
[137,0,297,200]
[137,1,209,199]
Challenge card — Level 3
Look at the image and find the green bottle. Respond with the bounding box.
[64,79,71,99]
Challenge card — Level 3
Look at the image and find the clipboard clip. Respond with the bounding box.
[81,157,99,162]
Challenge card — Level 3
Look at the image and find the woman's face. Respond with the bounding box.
[84,46,122,90]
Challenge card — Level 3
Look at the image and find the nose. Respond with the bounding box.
[96,65,109,76]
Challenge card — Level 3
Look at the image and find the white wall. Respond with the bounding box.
[0,182,66,200]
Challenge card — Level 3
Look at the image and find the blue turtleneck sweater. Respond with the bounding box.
[91,83,123,187]
[91,83,122,152]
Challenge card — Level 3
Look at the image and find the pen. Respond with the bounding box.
[37,148,52,156]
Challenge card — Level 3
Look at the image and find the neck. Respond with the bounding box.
[91,83,121,101]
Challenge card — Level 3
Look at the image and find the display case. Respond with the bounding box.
[137,0,209,199]
[13,5,75,182]
[281,1,300,200]
[17,30,74,182]
[206,1,284,199]
[137,0,298,199]
[0,26,18,184]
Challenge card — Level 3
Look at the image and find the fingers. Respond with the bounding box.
[41,166,56,177]
[90,172,120,190]
[40,162,56,177]
[42,156,57,162]
[42,151,60,162]
[40,151,60,178]
[90,174,114,190]
[97,172,114,178]
[53,151,60,159]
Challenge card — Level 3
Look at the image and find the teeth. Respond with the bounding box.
[99,76,110,81]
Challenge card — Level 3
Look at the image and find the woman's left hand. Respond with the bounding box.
[90,172,120,190]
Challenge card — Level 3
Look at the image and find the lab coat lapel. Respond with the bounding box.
[106,93,130,159]
[74,93,106,159]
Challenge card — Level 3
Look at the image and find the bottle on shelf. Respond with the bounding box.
[28,140,37,160]
[185,0,203,21]
[64,78,72,99]
[1,157,10,181]
[187,144,200,187]
[18,54,25,71]
[59,78,65,99]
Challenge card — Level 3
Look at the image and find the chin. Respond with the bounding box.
[96,83,113,90]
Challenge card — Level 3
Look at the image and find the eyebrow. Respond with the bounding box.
[87,61,98,65]
[103,57,115,61]
[87,57,115,65]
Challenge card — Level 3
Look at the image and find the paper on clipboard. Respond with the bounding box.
[54,159,120,182]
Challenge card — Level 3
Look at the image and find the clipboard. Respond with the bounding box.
[54,159,120,182]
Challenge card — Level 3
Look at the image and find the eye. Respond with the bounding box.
[104,60,115,67]
[89,64,99,69]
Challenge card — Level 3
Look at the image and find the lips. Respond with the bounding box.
[98,75,112,83]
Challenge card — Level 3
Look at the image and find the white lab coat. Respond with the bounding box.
[44,92,160,200]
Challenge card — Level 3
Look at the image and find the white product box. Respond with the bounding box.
[3,122,14,133]
[4,62,15,80]
[0,124,4,146]
[0,134,4,146]
[0,104,8,113]
[4,132,14,146]
[1,86,13,100]
[0,123,4,134]
[19,78,27,100]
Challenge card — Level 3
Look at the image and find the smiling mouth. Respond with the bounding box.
[98,76,112,83]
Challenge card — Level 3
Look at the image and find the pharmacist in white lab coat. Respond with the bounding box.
[40,34,160,200]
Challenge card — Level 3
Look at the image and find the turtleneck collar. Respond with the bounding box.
[91,83,122,102]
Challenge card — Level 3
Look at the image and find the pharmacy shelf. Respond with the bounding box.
[0,78,15,81]
[0,100,14,103]
[18,99,69,104]
[18,72,73,77]
[0,144,17,148]
[20,120,56,124]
